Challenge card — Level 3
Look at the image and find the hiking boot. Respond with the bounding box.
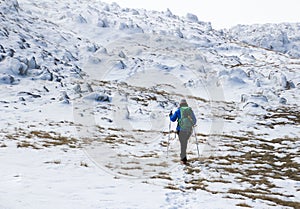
[181,157,187,164]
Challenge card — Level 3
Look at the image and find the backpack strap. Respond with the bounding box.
[186,109,193,125]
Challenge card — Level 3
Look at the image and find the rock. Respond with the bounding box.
[131,9,139,15]
[119,22,128,30]
[63,51,78,62]
[103,5,110,12]
[59,91,70,104]
[286,80,295,89]
[279,73,288,89]
[254,78,261,87]
[19,97,25,101]
[7,0,20,12]
[279,97,287,104]
[98,47,107,54]
[88,56,101,64]
[73,84,82,94]
[97,19,109,28]
[251,94,268,102]
[165,9,174,18]
[115,60,126,69]
[75,14,87,24]
[86,83,93,92]
[38,67,53,81]
[0,27,9,38]
[83,92,111,102]
[268,71,291,90]
[6,49,15,57]
[0,55,5,62]
[28,56,39,69]
[241,94,268,108]
[175,28,184,38]
[18,92,41,98]
[43,86,49,92]
[70,66,84,78]
[0,45,5,53]
[228,76,246,85]
[87,44,99,52]
[0,57,28,76]
[96,94,110,102]
[119,51,126,59]
[243,102,260,108]
[186,13,198,22]
[241,94,249,103]
[0,74,15,84]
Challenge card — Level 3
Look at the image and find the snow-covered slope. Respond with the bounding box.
[1,0,299,208]
[227,23,300,58]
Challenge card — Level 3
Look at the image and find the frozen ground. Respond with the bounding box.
[0,0,299,208]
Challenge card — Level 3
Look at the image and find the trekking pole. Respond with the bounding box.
[193,126,200,159]
[167,121,171,158]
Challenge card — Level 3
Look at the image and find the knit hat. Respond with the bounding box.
[179,99,188,106]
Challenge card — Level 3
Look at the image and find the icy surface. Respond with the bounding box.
[0,0,299,208]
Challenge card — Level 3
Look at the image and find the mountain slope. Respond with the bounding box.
[0,0,299,208]
[227,23,300,58]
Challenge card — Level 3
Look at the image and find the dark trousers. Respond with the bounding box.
[178,130,192,161]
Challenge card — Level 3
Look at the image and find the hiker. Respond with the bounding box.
[169,99,197,164]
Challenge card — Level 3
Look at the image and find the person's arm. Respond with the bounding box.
[191,110,197,126]
[170,109,180,122]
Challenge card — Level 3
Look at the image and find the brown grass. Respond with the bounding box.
[229,189,300,208]
[0,143,7,148]
[7,129,79,149]
[236,203,252,208]
[151,174,172,181]
[44,160,61,164]
[17,141,41,149]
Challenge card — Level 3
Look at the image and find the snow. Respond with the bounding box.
[0,0,299,208]
[0,143,166,209]
[227,23,300,58]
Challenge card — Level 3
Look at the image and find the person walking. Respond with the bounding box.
[169,99,196,164]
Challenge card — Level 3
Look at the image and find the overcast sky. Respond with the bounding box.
[102,0,299,29]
